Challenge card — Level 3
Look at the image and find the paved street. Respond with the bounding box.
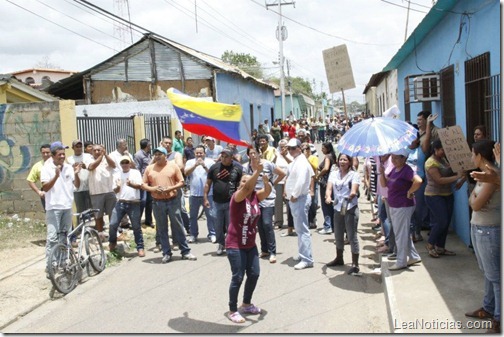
[3,144,390,333]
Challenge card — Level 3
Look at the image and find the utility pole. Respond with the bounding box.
[286,59,294,119]
[404,0,411,42]
[113,0,133,50]
[266,0,295,121]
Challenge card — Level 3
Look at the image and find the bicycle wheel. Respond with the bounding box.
[85,229,106,273]
[48,243,79,294]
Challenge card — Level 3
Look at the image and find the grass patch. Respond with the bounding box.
[0,213,46,250]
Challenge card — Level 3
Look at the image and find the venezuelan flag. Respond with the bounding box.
[167,88,249,147]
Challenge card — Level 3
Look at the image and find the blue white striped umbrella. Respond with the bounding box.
[336,117,417,157]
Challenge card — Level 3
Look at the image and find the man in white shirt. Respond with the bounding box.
[204,137,223,161]
[41,141,80,274]
[284,138,315,270]
[108,155,145,257]
[184,145,216,243]
[85,144,117,233]
[66,139,93,213]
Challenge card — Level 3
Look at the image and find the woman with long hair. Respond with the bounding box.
[465,140,500,333]
[316,142,336,234]
[424,140,465,257]
[225,159,272,323]
[325,153,361,275]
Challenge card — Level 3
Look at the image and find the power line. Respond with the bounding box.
[250,0,402,46]
[4,0,117,52]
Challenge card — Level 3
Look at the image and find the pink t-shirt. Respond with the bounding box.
[225,191,261,250]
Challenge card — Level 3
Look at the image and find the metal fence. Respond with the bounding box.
[485,74,500,142]
[76,116,136,152]
[144,114,171,148]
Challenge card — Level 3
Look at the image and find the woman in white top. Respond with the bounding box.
[325,153,361,276]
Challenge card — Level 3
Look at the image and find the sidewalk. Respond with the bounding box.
[379,228,487,333]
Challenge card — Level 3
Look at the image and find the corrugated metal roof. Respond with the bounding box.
[47,33,275,98]
[363,71,389,94]
[382,0,459,72]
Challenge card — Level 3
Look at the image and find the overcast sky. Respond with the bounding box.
[1,0,434,102]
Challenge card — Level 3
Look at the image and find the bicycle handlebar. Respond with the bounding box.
[74,208,100,219]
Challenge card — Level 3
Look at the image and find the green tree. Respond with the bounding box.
[268,76,313,96]
[221,50,263,79]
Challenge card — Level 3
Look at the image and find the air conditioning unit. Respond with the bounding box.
[413,75,440,101]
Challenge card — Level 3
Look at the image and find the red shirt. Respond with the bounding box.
[225,191,261,250]
[288,126,297,139]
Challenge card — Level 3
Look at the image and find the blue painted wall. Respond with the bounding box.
[215,73,275,147]
[274,95,302,120]
[395,0,500,245]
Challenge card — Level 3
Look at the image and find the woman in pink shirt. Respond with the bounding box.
[225,159,272,323]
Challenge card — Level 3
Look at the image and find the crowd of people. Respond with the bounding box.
[26,111,500,330]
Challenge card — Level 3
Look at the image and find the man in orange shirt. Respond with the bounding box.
[142,147,196,263]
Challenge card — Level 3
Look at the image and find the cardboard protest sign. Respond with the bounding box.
[437,125,476,172]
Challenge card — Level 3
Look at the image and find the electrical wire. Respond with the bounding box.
[4,0,117,52]
[35,0,119,41]
[250,0,402,46]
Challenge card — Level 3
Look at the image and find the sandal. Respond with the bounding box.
[228,311,245,323]
[426,243,439,258]
[239,303,262,315]
[436,247,456,256]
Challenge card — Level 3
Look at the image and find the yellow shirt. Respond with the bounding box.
[308,155,318,173]
[262,146,277,162]
[26,160,44,184]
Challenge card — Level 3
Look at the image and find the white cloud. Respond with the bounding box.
[0,0,432,102]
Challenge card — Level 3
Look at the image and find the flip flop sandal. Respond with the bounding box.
[426,243,440,258]
[228,311,245,323]
[436,247,456,256]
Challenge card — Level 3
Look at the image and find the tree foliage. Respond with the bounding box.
[268,76,313,96]
[221,50,263,79]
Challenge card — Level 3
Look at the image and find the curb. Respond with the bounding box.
[381,256,404,333]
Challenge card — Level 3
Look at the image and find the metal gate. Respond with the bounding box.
[76,116,135,153]
[144,114,171,148]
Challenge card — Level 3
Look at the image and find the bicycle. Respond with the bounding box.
[48,208,106,294]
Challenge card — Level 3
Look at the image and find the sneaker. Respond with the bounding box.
[318,228,333,235]
[347,266,361,276]
[216,244,224,255]
[210,235,217,243]
[153,244,162,253]
[182,253,197,261]
[407,258,422,266]
[239,304,261,315]
[269,254,277,264]
[388,263,407,271]
[187,236,196,243]
[386,253,397,261]
[292,255,301,262]
[259,252,269,258]
[294,261,313,270]
[138,249,145,257]
[161,254,172,264]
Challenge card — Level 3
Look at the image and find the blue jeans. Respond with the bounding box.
[471,225,501,321]
[214,201,230,246]
[227,247,260,312]
[258,206,276,254]
[308,184,318,225]
[109,201,144,250]
[152,197,191,256]
[425,194,454,248]
[140,190,153,226]
[289,194,314,264]
[320,183,334,231]
[45,208,73,267]
[411,179,429,234]
[189,195,215,239]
